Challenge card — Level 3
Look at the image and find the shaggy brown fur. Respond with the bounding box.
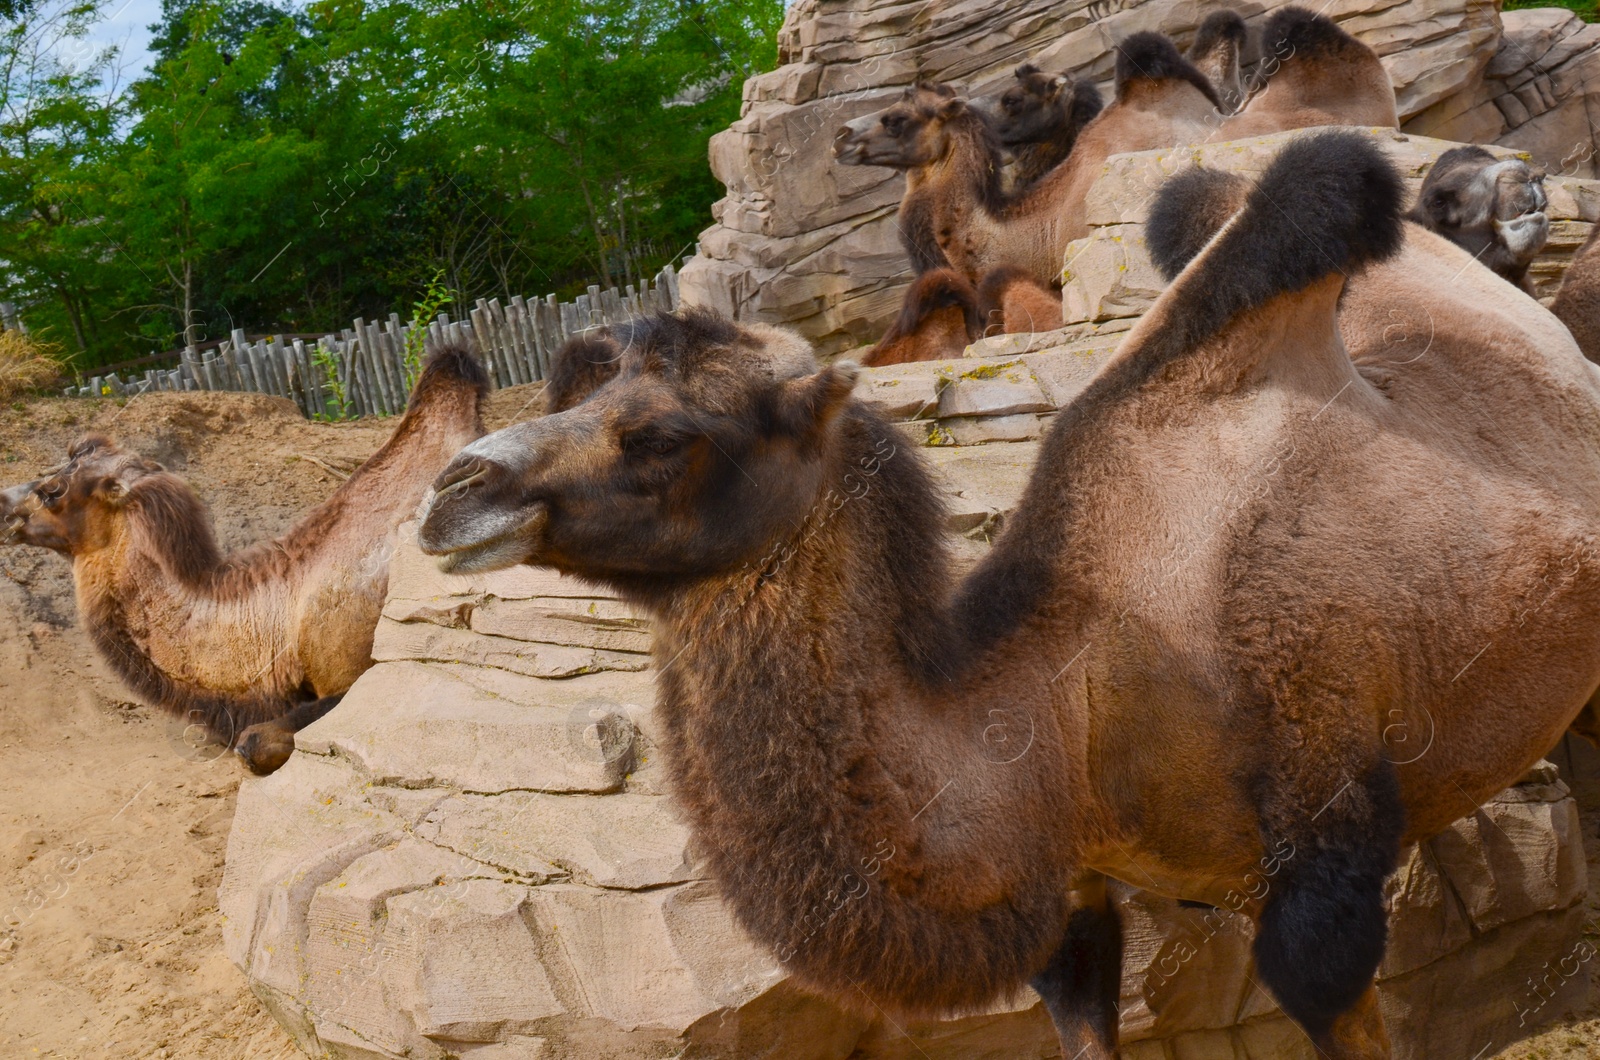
[977,266,1064,335]
[987,64,1105,189]
[862,269,982,367]
[1553,224,1600,362]
[419,132,1600,1059]
[1409,145,1549,292]
[0,346,487,773]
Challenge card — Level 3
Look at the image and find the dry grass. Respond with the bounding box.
[0,330,62,402]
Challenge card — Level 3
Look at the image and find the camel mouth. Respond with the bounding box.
[418,494,549,575]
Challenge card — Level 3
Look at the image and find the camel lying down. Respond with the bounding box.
[417,131,1600,1058]
[0,346,487,774]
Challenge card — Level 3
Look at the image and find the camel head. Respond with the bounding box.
[0,436,165,554]
[1410,145,1550,279]
[418,310,860,587]
[988,64,1071,147]
[833,81,978,169]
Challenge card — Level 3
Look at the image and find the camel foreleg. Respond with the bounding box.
[234,693,344,775]
[1030,874,1122,1059]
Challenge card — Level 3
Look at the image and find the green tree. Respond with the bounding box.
[0,1,120,357]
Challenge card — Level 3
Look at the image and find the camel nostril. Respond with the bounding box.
[432,457,493,500]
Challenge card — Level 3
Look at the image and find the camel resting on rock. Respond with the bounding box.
[0,345,487,774]
[417,131,1600,1059]
[1407,144,1549,293]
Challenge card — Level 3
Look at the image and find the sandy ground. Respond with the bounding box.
[0,386,541,1059]
[0,386,1596,1058]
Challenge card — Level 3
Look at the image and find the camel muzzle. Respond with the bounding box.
[418,451,549,574]
[0,481,36,545]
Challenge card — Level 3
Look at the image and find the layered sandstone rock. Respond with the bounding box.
[681,0,1600,353]
[223,408,1590,1060]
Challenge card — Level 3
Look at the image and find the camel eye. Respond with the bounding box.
[883,115,905,135]
[625,431,681,459]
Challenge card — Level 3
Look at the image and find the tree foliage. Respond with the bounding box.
[0,0,781,368]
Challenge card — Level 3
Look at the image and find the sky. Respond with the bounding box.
[74,0,164,84]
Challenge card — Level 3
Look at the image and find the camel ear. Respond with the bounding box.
[937,96,967,120]
[1047,75,1068,100]
[1015,62,1040,78]
[772,363,860,442]
[96,476,130,506]
[546,331,624,414]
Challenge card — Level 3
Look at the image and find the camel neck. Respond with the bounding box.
[643,407,1078,1013]
[932,113,1007,217]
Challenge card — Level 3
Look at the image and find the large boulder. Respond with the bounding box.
[222,397,1590,1059]
[680,0,1600,353]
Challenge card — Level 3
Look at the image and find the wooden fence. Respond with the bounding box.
[63,264,681,418]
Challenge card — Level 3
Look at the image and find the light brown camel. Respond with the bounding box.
[1553,224,1600,362]
[836,9,1396,289]
[1408,144,1549,293]
[0,346,487,774]
[835,32,1223,282]
[984,64,1105,190]
[416,131,1600,1059]
[1218,7,1396,136]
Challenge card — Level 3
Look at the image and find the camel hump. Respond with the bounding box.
[1191,10,1246,59]
[890,268,981,340]
[409,341,490,410]
[1261,6,1359,65]
[1145,167,1253,282]
[1114,31,1223,111]
[1147,131,1403,339]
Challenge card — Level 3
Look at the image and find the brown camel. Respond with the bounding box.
[1408,144,1549,292]
[1188,10,1247,113]
[0,346,487,774]
[834,32,1223,281]
[985,64,1105,190]
[977,266,1064,335]
[864,266,1065,367]
[836,9,1394,290]
[417,131,1600,1059]
[1553,225,1600,362]
[861,269,982,367]
[1218,7,1397,136]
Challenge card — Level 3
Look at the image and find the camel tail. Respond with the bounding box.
[407,341,490,413]
[1114,30,1223,111]
[1144,129,1403,348]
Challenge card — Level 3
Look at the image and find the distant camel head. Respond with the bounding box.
[1410,145,1549,289]
[0,435,172,555]
[419,310,858,587]
[834,81,981,170]
[990,64,1072,146]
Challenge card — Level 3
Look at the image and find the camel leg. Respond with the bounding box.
[1253,764,1401,1060]
[1030,874,1122,1059]
[234,694,344,776]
